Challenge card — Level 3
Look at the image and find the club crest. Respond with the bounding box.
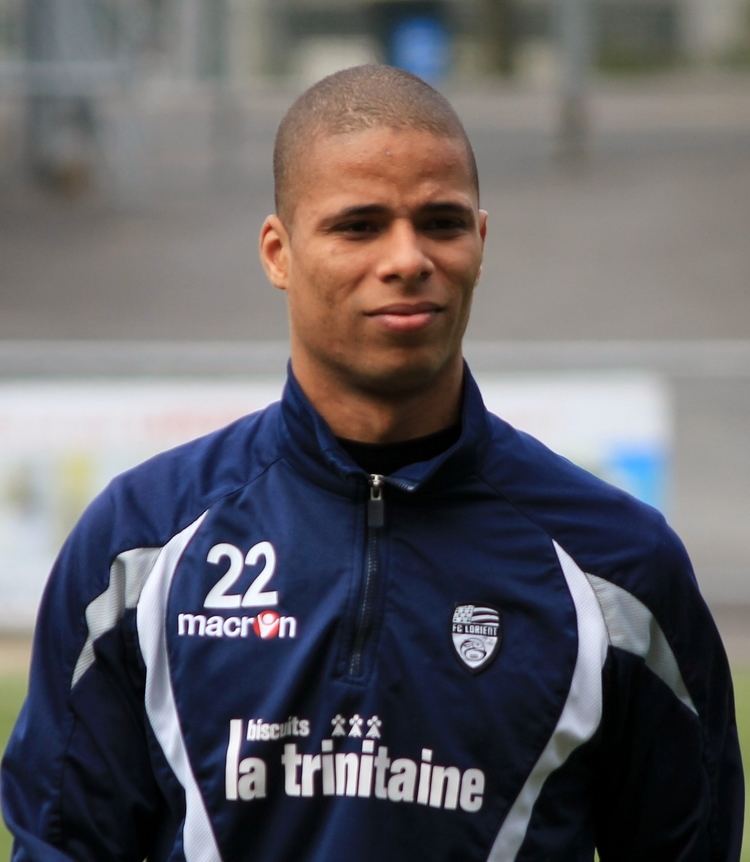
[451,604,501,673]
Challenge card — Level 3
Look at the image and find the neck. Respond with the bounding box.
[292,360,464,444]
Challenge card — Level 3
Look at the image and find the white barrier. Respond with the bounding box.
[0,370,669,629]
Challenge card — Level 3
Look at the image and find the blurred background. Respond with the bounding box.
[0,1,749,854]
[0,0,748,648]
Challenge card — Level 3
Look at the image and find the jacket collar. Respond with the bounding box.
[277,361,491,496]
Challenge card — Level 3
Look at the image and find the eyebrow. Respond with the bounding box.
[421,201,476,220]
[321,204,388,226]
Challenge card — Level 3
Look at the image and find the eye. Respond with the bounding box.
[422,216,469,235]
[337,220,380,237]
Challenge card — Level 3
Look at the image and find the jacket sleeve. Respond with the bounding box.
[592,525,744,861]
[1,488,171,861]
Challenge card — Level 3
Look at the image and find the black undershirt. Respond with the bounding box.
[337,423,461,477]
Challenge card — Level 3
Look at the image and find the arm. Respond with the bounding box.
[593,530,744,861]
[1,491,171,861]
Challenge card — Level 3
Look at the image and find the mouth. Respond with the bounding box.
[366,302,444,333]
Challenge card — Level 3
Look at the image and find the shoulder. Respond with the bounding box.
[70,402,283,569]
[478,412,694,604]
[478,412,713,713]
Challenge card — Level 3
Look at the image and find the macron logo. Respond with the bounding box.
[177,609,297,640]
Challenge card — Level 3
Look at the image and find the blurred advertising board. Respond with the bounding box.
[0,372,669,629]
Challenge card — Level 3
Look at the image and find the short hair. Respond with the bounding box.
[273,64,479,223]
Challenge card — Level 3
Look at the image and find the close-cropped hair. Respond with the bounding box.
[273,64,479,223]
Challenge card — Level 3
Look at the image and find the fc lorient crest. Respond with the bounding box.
[451,605,501,673]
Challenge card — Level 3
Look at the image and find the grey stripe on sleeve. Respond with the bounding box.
[586,573,697,715]
[71,546,163,688]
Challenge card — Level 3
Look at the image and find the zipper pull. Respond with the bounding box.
[368,474,385,529]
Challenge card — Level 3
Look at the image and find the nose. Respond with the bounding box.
[375,221,434,285]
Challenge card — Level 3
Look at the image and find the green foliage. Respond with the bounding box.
[1,670,748,859]
[719,0,750,68]
[735,669,750,860]
[0,675,27,860]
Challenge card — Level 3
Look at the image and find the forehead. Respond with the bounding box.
[290,127,477,219]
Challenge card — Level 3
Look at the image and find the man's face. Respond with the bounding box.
[260,126,487,400]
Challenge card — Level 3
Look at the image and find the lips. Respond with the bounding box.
[366,302,443,332]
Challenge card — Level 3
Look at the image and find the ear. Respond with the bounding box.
[478,209,488,244]
[259,214,291,292]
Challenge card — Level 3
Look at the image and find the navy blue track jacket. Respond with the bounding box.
[2,366,744,860]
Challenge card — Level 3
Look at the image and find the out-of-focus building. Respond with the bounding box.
[0,0,746,191]
[0,0,748,194]
[2,1,749,78]
[110,0,750,80]
[250,0,750,78]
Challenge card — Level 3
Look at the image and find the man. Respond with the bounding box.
[1,65,743,860]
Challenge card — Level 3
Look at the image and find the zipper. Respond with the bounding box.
[348,474,385,678]
[367,473,385,528]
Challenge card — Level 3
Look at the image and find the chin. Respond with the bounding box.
[351,352,458,398]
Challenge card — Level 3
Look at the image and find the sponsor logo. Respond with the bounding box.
[177,610,297,639]
[225,714,486,812]
[246,716,310,741]
[451,604,501,673]
[182,540,299,640]
[253,609,282,639]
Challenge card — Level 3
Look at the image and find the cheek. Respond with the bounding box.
[445,257,481,300]
[438,238,482,275]
[292,254,362,314]
[286,268,345,336]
